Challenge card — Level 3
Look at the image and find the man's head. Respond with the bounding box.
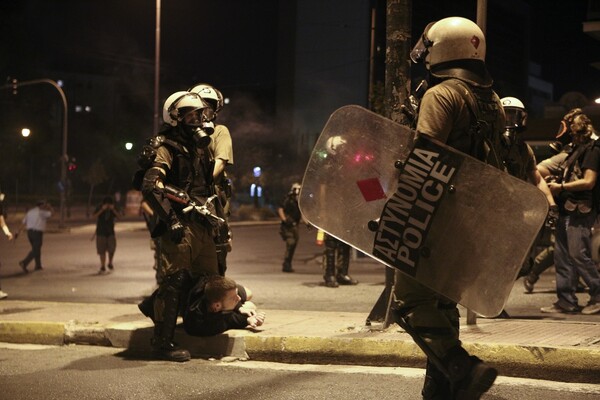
[570,113,595,144]
[188,83,224,117]
[205,276,241,312]
[290,183,301,196]
[411,16,491,85]
[162,91,214,147]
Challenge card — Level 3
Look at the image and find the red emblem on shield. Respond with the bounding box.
[471,35,480,49]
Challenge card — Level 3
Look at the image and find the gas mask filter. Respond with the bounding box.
[549,120,571,154]
[182,108,215,148]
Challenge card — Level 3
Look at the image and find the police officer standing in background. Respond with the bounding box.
[323,234,358,288]
[278,183,304,273]
[393,17,502,399]
[139,91,220,362]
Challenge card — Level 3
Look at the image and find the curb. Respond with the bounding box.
[1,320,599,383]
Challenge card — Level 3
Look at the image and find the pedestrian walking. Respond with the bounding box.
[19,200,53,273]
[93,196,119,274]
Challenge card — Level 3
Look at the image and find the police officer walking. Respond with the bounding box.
[393,17,502,399]
[138,91,220,362]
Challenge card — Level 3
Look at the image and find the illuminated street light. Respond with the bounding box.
[4,79,69,228]
[21,128,31,138]
[595,97,600,104]
[125,142,133,150]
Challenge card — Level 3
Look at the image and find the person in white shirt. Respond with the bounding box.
[19,200,53,273]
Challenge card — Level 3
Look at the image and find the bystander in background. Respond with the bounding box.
[19,200,52,273]
[93,196,119,274]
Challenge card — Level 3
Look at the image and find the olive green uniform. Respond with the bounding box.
[393,78,505,359]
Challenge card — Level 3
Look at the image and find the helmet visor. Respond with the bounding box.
[504,108,527,129]
[410,22,435,63]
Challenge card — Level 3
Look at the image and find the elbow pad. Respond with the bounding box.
[141,167,173,223]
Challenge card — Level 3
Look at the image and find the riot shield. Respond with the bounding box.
[299,105,548,317]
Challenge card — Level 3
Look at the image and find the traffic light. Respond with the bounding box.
[12,78,17,95]
[68,158,77,172]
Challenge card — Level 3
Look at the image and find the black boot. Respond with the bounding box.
[336,243,358,285]
[422,359,452,400]
[282,261,295,273]
[323,245,338,288]
[151,290,190,362]
[444,347,497,399]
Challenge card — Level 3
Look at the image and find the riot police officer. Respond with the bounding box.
[139,91,220,362]
[189,83,233,276]
[278,183,304,273]
[394,17,502,399]
[323,234,358,288]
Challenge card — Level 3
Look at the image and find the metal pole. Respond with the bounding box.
[476,0,488,34]
[2,79,68,228]
[153,0,161,135]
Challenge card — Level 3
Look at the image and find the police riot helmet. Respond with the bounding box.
[411,17,490,85]
[162,91,208,127]
[162,91,214,146]
[188,83,224,115]
[290,183,301,195]
[500,97,527,131]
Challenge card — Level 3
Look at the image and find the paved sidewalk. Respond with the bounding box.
[0,300,598,383]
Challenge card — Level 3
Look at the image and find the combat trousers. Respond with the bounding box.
[281,223,299,268]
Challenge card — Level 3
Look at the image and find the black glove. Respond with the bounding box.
[169,215,185,243]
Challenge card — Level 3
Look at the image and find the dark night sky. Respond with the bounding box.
[0,0,280,94]
[0,0,599,105]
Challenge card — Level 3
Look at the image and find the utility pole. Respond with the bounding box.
[1,79,69,228]
[153,0,161,135]
[367,0,412,328]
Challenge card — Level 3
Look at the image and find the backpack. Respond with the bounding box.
[443,78,506,171]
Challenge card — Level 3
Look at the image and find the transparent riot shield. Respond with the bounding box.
[299,105,548,317]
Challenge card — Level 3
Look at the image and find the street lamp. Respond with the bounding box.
[21,128,31,138]
[3,79,69,228]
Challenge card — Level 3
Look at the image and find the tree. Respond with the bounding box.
[82,158,108,217]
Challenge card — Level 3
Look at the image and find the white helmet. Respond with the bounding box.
[188,83,224,114]
[290,183,301,195]
[500,96,527,130]
[411,17,486,69]
[162,91,208,127]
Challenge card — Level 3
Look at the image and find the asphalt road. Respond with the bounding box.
[0,221,598,322]
[1,343,598,400]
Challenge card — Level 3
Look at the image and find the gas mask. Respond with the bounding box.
[182,108,215,148]
[549,119,572,154]
[502,128,517,147]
